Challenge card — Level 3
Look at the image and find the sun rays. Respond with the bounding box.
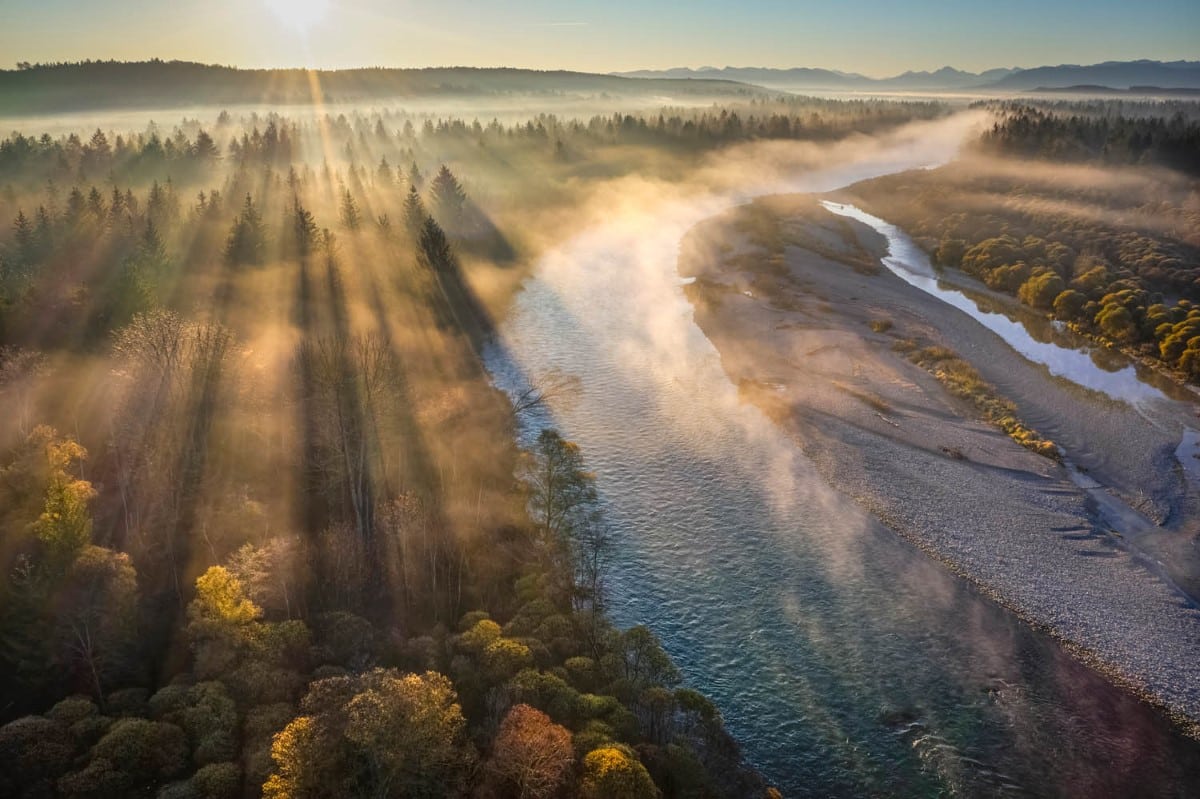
[264,0,332,36]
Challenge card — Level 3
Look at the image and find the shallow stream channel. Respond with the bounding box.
[484,127,1200,796]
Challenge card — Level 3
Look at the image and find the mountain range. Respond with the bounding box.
[2,59,1197,117]
[615,60,1200,92]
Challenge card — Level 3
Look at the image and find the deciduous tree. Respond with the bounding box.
[482,704,573,799]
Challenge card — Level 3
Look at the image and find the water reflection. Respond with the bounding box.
[822,202,1182,408]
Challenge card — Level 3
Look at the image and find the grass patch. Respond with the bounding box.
[894,340,1060,461]
[833,381,893,414]
[734,200,881,275]
[868,318,893,333]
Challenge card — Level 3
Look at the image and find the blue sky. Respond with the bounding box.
[0,0,1196,75]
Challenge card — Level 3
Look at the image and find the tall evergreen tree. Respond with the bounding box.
[429,165,467,229]
[12,210,34,265]
[403,185,426,237]
[192,129,219,160]
[292,197,319,256]
[376,157,393,186]
[224,193,266,265]
[339,189,361,231]
[86,187,105,219]
[137,218,168,272]
[416,216,454,273]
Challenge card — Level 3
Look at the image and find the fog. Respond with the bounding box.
[3,84,1199,797]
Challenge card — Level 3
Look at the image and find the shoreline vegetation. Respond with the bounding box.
[677,192,1200,745]
[1,89,930,795]
[838,103,1200,391]
[891,339,1061,460]
[1,68,1198,795]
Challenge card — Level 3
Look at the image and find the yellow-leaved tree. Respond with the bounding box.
[264,668,475,798]
[580,746,660,799]
[31,427,96,569]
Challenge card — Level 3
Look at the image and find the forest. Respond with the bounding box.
[842,101,1200,382]
[0,61,762,116]
[0,90,949,798]
[974,99,1200,175]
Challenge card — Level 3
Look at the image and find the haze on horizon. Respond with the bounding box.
[1,0,1197,77]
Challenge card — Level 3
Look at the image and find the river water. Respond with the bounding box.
[820,202,1188,410]
[483,123,1200,796]
[822,201,1200,593]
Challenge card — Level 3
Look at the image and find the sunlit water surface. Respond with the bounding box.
[484,130,1200,796]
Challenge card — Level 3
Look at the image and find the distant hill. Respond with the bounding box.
[985,60,1200,90]
[618,66,859,89]
[616,66,867,89]
[614,65,1017,90]
[616,60,1200,93]
[0,60,765,115]
[876,66,1019,89]
[1030,84,1200,97]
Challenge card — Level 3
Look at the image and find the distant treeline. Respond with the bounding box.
[0,99,944,198]
[0,59,763,115]
[843,158,1200,381]
[974,101,1200,175]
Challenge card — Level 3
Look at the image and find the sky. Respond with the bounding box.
[0,0,1197,76]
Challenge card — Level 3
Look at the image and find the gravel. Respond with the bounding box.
[682,200,1200,729]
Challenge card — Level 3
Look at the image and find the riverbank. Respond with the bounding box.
[679,195,1200,732]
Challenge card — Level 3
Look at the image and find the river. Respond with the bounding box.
[482,119,1200,797]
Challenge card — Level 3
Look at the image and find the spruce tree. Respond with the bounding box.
[339,189,361,231]
[224,193,265,265]
[292,197,318,256]
[429,165,467,229]
[377,157,393,186]
[403,185,426,236]
[416,216,454,273]
[12,210,34,264]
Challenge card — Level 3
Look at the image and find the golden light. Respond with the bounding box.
[265,0,331,35]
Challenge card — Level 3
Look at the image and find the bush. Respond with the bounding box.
[89,718,189,786]
[47,696,99,725]
[191,762,240,799]
[0,716,76,797]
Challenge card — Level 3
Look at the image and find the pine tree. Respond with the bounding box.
[377,157,393,186]
[224,193,265,265]
[147,180,166,224]
[88,128,111,160]
[403,185,426,236]
[138,218,167,271]
[192,129,219,160]
[416,216,454,273]
[13,210,34,264]
[109,186,125,220]
[64,187,85,226]
[34,206,52,259]
[339,189,361,231]
[86,186,105,219]
[292,197,319,256]
[429,165,467,229]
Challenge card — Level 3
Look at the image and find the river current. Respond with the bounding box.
[483,121,1200,796]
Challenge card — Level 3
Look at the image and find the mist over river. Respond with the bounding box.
[483,118,1200,796]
